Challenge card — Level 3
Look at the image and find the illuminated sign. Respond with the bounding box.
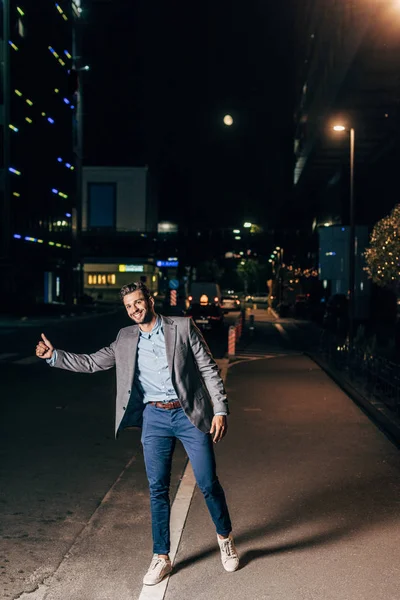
[119,264,144,272]
[156,260,179,268]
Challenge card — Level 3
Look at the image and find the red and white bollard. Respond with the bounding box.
[170,289,177,306]
[228,325,236,357]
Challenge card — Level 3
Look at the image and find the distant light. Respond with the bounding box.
[70,105,75,109]
[235,236,241,240]
[64,50,72,59]
[9,167,21,175]
[243,222,252,228]
[233,229,240,234]
[325,252,337,256]
[276,246,281,250]
[57,157,63,162]
[324,222,332,227]
[13,192,20,197]
[63,97,70,104]
[26,98,33,106]
[25,117,32,124]
[17,7,25,16]
[65,213,72,217]
[268,259,273,263]
[223,114,233,126]
[52,188,58,194]
[342,227,345,231]
[65,162,71,169]
[47,117,55,124]
[9,124,19,132]
[333,125,346,131]
[15,89,23,97]
[13,234,22,239]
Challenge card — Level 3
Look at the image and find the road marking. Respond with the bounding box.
[13,356,38,365]
[0,352,19,360]
[274,322,290,340]
[137,464,196,600]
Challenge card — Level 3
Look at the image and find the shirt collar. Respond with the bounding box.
[139,314,162,338]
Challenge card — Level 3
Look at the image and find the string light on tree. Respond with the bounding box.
[364,204,400,292]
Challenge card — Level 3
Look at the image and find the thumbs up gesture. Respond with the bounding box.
[36,333,54,360]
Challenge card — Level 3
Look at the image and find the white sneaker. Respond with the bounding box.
[217,534,239,572]
[143,555,172,585]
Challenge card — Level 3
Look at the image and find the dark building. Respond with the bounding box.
[292,1,400,259]
[0,0,84,311]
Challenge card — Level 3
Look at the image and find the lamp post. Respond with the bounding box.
[333,125,355,346]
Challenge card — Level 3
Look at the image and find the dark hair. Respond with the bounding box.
[119,281,152,302]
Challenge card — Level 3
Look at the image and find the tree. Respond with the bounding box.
[237,258,260,294]
[364,204,400,294]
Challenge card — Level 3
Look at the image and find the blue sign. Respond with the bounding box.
[157,260,179,267]
[169,279,179,290]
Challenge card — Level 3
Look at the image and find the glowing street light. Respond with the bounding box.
[333,125,345,131]
[223,114,233,126]
[243,222,252,228]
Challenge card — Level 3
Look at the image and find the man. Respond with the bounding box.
[36,281,239,585]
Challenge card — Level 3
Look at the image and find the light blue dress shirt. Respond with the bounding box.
[135,316,178,404]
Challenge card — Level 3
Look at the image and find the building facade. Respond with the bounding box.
[0,0,84,310]
[293,1,400,230]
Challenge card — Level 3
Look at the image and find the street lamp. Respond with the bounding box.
[333,124,355,346]
[243,222,252,228]
[223,114,233,126]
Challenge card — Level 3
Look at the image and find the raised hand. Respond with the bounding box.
[36,333,54,360]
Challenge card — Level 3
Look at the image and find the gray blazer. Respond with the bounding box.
[53,315,229,436]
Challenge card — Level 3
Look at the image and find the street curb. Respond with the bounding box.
[307,351,400,447]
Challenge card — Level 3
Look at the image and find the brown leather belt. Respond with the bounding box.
[148,400,181,410]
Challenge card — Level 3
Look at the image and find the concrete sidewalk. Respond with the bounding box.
[19,354,400,600]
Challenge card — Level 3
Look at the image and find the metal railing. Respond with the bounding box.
[319,331,400,415]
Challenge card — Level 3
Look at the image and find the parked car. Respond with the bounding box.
[221,294,241,312]
[186,303,224,331]
[188,282,221,306]
[250,293,269,304]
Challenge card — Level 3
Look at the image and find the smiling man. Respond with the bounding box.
[35,281,239,585]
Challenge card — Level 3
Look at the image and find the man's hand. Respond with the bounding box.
[210,415,227,443]
[36,333,54,360]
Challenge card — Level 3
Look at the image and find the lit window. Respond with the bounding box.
[107,274,116,285]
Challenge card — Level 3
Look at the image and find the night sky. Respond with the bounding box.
[83,0,295,230]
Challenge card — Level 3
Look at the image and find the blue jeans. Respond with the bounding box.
[141,404,232,555]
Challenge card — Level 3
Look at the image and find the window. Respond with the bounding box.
[88,274,116,285]
[88,182,116,229]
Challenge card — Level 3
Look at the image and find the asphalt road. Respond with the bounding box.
[1,310,399,600]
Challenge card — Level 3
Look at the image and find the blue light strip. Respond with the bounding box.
[14,233,71,249]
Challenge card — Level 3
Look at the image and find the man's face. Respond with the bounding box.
[123,290,155,324]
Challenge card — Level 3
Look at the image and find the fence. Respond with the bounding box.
[319,332,400,416]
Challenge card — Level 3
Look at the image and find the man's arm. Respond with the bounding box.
[36,332,117,373]
[188,318,229,416]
